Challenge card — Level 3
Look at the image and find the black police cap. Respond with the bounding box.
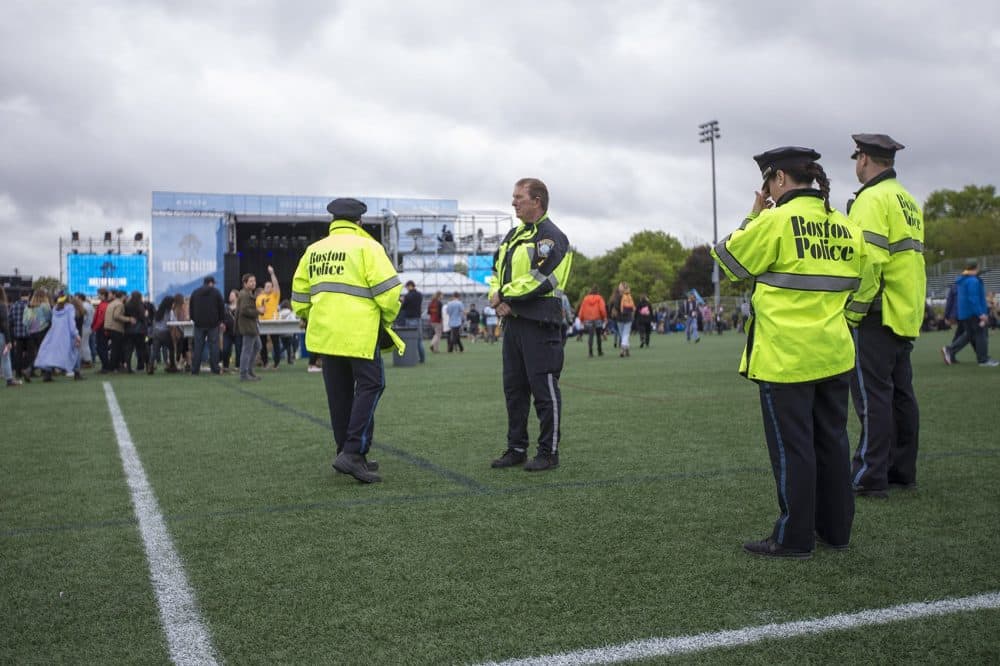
[753,146,821,181]
[851,133,904,160]
[326,197,368,222]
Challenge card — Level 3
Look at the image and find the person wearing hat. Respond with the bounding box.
[942,259,998,367]
[188,275,226,375]
[489,178,573,472]
[291,197,405,483]
[843,134,926,497]
[712,147,865,558]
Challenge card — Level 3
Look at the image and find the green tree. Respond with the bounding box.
[616,250,676,301]
[32,276,66,296]
[923,185,1000,264]
[670,245,714,299]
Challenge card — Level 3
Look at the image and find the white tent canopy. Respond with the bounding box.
[397,271,489,296]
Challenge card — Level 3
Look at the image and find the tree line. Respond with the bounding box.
[568,184,1000,304]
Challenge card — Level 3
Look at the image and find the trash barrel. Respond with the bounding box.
[392,327,421,367]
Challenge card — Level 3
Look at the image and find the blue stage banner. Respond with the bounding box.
[67,254,149,297]
[151,215,225,303]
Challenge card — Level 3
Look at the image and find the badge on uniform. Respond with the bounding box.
[537,239,554,263]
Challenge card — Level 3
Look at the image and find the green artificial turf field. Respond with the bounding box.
[2,329,998,664]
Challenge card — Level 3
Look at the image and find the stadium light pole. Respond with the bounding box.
[699,120,721,311]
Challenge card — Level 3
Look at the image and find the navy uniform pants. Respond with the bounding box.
[502,316,564,456]
[758,373,855,550]
[850,315,920,490]
[321,348,385,456]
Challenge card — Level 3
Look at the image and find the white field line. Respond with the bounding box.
[104,383,219,666]
[476,591,1000,666]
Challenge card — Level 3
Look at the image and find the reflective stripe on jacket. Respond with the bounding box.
[291,220,404,359]
[844,169,926,337]
[487,215,572,324]
[712,189,866,383]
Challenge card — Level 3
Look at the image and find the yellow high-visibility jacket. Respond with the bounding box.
[291,220,404,359]
[712,189,866,383]
[843,169,926,337]
[487,215,573,324]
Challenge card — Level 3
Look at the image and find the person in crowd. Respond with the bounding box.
[616,282,635,358]
[35,293,83,381]
[482,302,498,343]
[169,293,190,371]
[714,304,725,335]
[148,296,177,373]
[489,177,572,472]
[606,286,621,348]
[237,273,263,382]
[103,291,134,373]
[277,299,298,364]
[123,290,148,373]
[398,280,425,363]
[467,303,481,343]
[445,292,465,353]
[291,197,404,484]
[256,265,282,369]
[1,286,20,387]
[91,288,111,372]
[22,288,52,378]
[684,292,700,343]
[578,286,607,357]
[9,289,30,383]
[712,145,863,558]
[76,293,94,368]
[942,260,999,367]
[189,275,225,375]
[221,289,241,373]
[635,292,654,348]
[843,134,927,497]
[427,291,443,353]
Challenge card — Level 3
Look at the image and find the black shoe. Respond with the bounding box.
[888,480,917,491]
[853,486,889,499]
[73,371,85,381]
[332,452,382,483]
[815,534,849,551]
[524,453,559,472]
[491,449,527,468]
[364,458,379,472]
[742,537,812,559]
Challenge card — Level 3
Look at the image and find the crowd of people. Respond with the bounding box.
[0,265,317,386]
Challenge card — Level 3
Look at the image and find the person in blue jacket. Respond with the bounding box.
[942,260,998,367]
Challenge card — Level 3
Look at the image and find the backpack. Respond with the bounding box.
[620,293,635,317]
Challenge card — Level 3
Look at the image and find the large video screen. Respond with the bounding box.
[67,254,149,297]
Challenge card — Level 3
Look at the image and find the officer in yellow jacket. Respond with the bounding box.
[712,147,865,558]
[488,178,572,472]
[843,134,925,498]
[291,198,404,484]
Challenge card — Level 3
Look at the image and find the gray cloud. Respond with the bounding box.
[1,0,998,276]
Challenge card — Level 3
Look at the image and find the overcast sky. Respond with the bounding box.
[2,0,998,279]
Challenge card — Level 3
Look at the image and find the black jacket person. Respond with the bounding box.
[488,178,572,472]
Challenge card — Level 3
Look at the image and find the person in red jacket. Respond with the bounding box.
[90,288,111,372]
[577,286,608,357]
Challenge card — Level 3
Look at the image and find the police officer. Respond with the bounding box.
[489,178,573,471]
[712,147,865,558]
[843,134,926,497]
[291,198,405,484]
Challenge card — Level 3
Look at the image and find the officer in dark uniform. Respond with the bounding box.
[712,147,864,558]
[488,178,573,472]
[843,134,926,498]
